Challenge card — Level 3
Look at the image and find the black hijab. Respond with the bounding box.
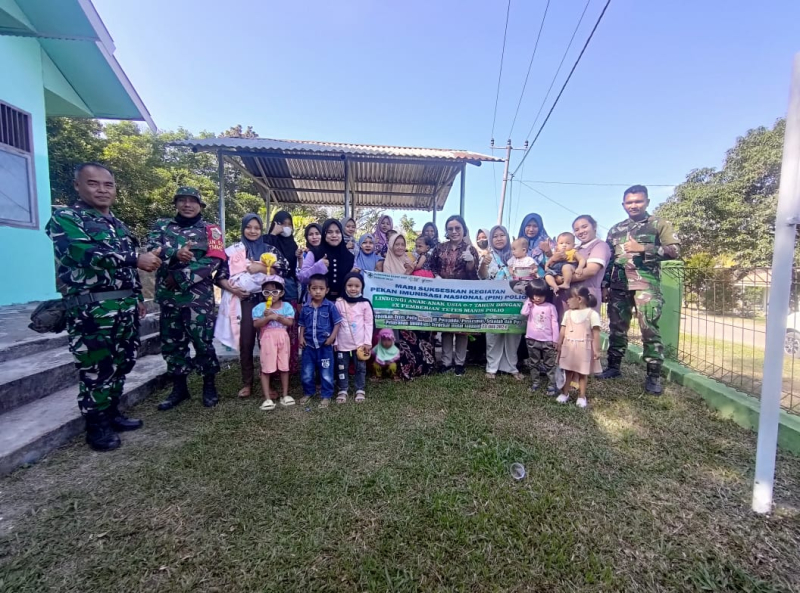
[321,218,355,297]
[341,271,369,304]
[304,223,325,261]
[264,210,298,278]
[240,213,269,260]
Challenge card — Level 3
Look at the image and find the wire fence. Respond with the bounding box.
[601,267,800,415]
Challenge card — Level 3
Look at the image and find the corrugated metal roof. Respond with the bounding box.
[172,137,502,163]
[170,137,500,211]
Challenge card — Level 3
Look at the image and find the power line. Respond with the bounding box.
[513,0,612,176]
[523,0,592,142]
[516,180,609,231]
[518,180,678,188]
[507,0,551,138]
[490,0,512,143]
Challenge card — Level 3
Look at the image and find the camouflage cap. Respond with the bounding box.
[174,186,207,207]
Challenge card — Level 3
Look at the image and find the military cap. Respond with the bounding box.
[174,186,207,208]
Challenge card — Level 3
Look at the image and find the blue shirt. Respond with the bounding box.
[298,299,343,348]
[252,301,295,330]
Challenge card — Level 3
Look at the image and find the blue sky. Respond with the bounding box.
[95,0,800,239]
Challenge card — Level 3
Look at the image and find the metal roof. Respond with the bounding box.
[172,137,501,211]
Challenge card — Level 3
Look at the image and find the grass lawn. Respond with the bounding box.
[2,363,800,592]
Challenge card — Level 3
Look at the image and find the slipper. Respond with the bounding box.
[319,398,331,408]
[355,391,366,403]
[485,373,496,380]
[336,392,347,404]
[280,395,295,407]
[237,387,251,398]
[259,399,276,411]
[298,396,311,405]
[511,372,524,382]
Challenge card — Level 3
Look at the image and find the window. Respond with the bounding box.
[0,102,37,229]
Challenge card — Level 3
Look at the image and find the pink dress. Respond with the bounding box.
[558,308,602,376]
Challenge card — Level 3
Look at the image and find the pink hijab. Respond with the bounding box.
[383,234,413,275]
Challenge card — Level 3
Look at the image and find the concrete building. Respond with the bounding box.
[0,0,154,306]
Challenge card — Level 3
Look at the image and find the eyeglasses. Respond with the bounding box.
[262,289,282,296]
[446,226,461,232]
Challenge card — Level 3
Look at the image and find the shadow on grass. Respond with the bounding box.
[1,363,799,592]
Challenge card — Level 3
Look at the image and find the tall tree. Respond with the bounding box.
[655,118,785,268]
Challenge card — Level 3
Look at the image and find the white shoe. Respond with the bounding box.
[576,397,588,408]
[556,394,570,404]
[260,399,276,411]
[280,395,296,407]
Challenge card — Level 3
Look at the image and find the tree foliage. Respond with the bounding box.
[655,118,786,269]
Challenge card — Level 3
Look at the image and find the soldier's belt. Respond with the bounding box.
[64,289,136,308]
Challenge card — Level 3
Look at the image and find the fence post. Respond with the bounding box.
[660,260,684,360]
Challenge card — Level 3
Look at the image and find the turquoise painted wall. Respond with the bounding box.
[0,35,59,305]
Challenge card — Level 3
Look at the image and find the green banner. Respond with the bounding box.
[363,271,527,334]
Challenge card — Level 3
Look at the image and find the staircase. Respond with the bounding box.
[0,302,168,476]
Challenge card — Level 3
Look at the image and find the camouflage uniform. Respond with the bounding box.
[46,201,142,413]
[145,189,225,379]
[602,213,680,370]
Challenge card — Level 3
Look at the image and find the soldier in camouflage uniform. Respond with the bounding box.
[146,187,227,410]
[46,163,162,451]
[599,185,680,394]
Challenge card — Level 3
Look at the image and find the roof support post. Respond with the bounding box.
[459,163,466,218]
[217,150,225,237]
[344,157,351,219]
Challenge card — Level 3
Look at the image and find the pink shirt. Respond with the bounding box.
[521,301,559,342]
[334,300,374,351]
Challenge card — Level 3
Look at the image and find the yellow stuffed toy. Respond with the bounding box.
[259,252,277,274]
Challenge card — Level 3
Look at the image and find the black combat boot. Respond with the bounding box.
[645,362,664,395]
[202,374,220,408]
[108,398,143,431]
[158,375,190,411]
[85,409,121,451]
[598,357,622,379]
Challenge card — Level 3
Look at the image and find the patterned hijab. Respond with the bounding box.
[373,214,394,252]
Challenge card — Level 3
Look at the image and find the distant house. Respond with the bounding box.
[0,0,154,306]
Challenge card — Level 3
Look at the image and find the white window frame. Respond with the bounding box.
[0,101,38,230]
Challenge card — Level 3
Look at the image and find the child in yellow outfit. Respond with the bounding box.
[544,232,586,295]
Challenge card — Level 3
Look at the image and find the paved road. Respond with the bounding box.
[680,312,767,350]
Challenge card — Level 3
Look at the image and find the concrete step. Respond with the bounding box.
[0,332,161,416]
[0,354,169,476]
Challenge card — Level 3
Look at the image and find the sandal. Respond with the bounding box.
[298,396,311,405]
[511,372,524,382]
[485,373,496,380]
[319,398,331,408]
[355,390,366,403]
[259,399,276,411]
[237,387,251,398]
[336,392,347,404]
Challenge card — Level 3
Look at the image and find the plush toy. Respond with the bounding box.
[259,252,277,272]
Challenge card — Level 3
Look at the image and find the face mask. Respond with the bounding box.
[477,240,488,249]
[281,226,293,237]
[349,292,362,298]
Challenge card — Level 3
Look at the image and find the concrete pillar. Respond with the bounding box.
[660,260,684,360]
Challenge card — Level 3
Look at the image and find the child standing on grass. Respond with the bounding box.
[521,279,560,396]
[372,329,401,380]
[252,276,295,411]
[335,272,373,404]
[557,286,602,408]
[298,274,343,408]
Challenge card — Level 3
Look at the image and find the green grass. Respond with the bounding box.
[1,365,800,592]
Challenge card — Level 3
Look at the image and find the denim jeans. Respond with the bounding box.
[301,345,334,399]
[335,350,367,393]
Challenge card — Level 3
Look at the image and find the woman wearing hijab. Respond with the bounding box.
[475,228,491,260]
[341,216,358,255]
[354,233,380,273]
[298,223,328,288]
[518,213,553,278]
[321,218,355,300]
[421,222,439,247]
[215,213,288,398]
[381,233,415,275]
[480,225,523,380]
[265,210,303,373]
[373,214,394,257]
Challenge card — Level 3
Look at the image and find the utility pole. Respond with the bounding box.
[752,53,800,514]
[494,139,528,226]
